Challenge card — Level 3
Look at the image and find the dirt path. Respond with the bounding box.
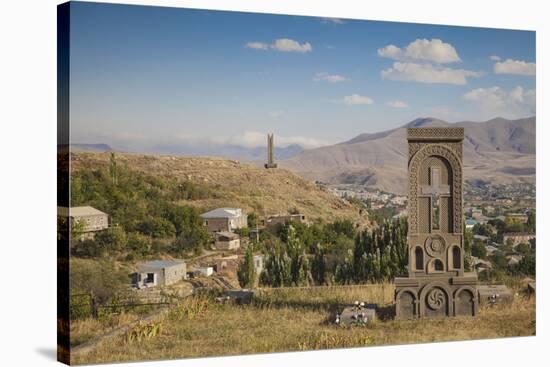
[71,305,172,357]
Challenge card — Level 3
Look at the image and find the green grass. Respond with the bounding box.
[71,284,535,365]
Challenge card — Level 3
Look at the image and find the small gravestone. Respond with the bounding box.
[335,302,376,326]
[216,289,254,305]
[477,285,513,305]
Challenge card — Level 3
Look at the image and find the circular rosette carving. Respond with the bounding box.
[427,288,446,310]
[425,235,446,257]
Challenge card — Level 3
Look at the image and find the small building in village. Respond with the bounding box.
[200,208,247,233]
[503,232,536,247]
[131,260,187,289]
[506,254,523,267]
[465,219,478,230]
[214,231,241,250]
[194,266,214,277]
[506,213,529,224]
[57,205,109,239]
[215,255,240,275]
[471,256,492,273]
[485,245,498,255]
[264,213,306,228]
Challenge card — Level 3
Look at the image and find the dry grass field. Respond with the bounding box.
[71,283,535,365]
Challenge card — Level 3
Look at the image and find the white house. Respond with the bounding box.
[200,208,247,233]
[131,260,187,289]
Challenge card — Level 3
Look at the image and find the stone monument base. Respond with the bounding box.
[395,273,479,319]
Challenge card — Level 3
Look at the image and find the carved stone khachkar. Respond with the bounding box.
[395,127,478,319]
[264,133,278,169]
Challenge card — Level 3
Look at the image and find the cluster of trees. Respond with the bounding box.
[334,218,407,284]
[70,163,212,259]
[259,225,311,287]
[256,218,408,287]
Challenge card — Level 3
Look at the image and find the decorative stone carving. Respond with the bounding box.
[394,127,478,320]
[425,235,446,257]
[427,288,446,310]
[408,144,463,235]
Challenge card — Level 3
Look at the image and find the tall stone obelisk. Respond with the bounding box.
[264,133,278,169]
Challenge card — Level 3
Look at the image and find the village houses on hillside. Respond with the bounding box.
[57,205,109,239]
[200,207,247,233]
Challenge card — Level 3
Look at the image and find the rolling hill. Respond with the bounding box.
[70,152,367,224]
[280,117,536,194]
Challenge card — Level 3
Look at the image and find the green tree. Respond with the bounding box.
[518,253,536,276]
[173,225,208,255]
[260,244,291,287]
[94,226,127,251]
[471,241,487,259]
[286,225,310,286]
[237,246,256,288]
[464,225,473,271]
[136,217,176,239]
[311,244,327,285]
[515,242,533,256]
[247,212,259,228]
[127,233,151,257]
[526,210,536,233]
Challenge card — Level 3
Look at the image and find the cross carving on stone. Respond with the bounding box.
[420,167,450,231]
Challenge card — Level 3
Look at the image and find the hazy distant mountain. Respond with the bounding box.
[150,143,304,162]
[280,116,535,194]
[69,144,113,152]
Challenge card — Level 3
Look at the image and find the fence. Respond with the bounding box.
[70,292,171,320]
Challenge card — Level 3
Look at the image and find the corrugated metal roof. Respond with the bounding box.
[57,206,107,217]
[200,207,242,219]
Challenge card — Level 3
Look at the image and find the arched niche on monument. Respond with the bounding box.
[417,155,453,234]
[414,246,424,271]
[454,287,477,316]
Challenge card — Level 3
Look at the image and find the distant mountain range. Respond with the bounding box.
[280,116,536,194]
[68,144,113,152]
[68,143,304,162]
[149,143,304,161]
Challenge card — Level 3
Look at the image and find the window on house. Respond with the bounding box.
[146,273,155,283]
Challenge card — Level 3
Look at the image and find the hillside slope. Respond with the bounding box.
[70,152,366,224]
[281,117,535,194]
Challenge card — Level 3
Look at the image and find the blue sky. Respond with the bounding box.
[69,1,536,151]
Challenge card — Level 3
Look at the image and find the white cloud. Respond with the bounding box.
[381,62,481,85]
[342,94,374,105]
[494,59,536,76]
[313,72,349,83]
[387,100,409,108]
[490,55,501,61]
[245,42,268,50]
[464,86,536,119]
[320,17,346,24]
[271,38,312,53]
[378,38,461,64]
[246,38,312,53]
